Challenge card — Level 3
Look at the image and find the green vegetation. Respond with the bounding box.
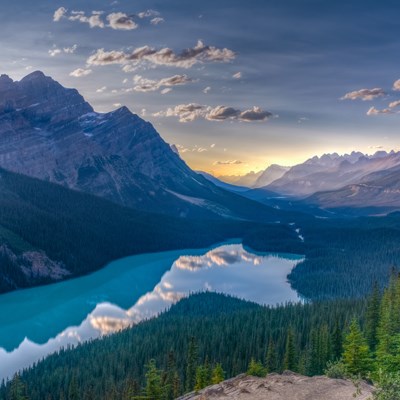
[3,273,400,399]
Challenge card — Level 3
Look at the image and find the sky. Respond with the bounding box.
[1,0,400,177]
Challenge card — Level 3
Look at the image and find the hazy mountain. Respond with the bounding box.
[265,151,400,197]
[218,170,264,187]
[196,171,250,192]
[0,71,285,221]
[253,164,290,187]
[307,162,400,212]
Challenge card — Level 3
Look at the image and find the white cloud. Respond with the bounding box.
[107,13,138,30]
[48,49,62,57]
[341,88,385,101]
[63,44,78,54]
[113,103,122,108]
[96,86,107,93]
[138,10,160,18]
[87,40,236,69]
[389,100,400,108]
[366,106,393,116]
[213,160,243,165]
[154,104,272,123]
[160,88,172,94]
[131,74,193,92]
[203,86,211,94]
[150,17,164,25]
[53,7,67,22]
[393,79,400,91]
[69,68,92,77]
[68,11,105,28]
[232,72,242,79]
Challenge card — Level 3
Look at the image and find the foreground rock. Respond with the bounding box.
[178,372,374,400]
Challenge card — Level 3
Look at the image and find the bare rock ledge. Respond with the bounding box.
[178,371,374,400]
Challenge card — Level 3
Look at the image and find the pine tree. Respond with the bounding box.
[211,363,225,384]
[185,337,198,392]
[163,351,177,400]
[283,328,297,372]
[145,359,162,400]
[342,319,371,377]
[265,339,278,373]
[246,358,265,377]
[68,375,79,400]
[331,319,343,360]
[366,283,381,351]
[10,374,28,400]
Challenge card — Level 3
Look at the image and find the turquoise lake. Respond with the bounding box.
[0,242,304,380]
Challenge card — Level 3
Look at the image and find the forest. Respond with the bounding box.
[4,272,400,399]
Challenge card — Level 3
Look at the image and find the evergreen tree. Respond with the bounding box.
[185,337,198,392]
[283,328,297,371]
[10,374,28,400]
[211,364,225,384]
[366,283,381,351]
[265,339,278,373]
[246,358,265,377]
[342,319,371,377]
[68,375,79,400]
[331,319,343,360]
[145,359,162,400]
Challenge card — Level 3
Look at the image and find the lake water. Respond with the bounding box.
[0,242,304,380]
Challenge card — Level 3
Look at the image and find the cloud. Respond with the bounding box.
[213,160,243,165]
[54,8,162,30]
[389,100,400,108]
[206,106,241,121]
[130,74,193,92]
[150,17,164,25]
[232,72,242,79]
[238,107,273,121]
[393,79,400,91]
[48,49,62,57]
[69,68,92,77]
[107,13,138,30]
[87,40,235,69]
[49,44,78,57]
[154,104,272,123]
[366,106,393,116]
[341,88,385,101]
[96,86,107,93]
[203,86,211,94]
[68,11,105,28]
[53,7,67,22]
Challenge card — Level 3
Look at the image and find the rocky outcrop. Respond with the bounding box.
[178,372,374,400]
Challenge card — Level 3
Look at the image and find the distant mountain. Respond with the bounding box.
[253,164,290,188]
[197,171,250,192]
[265,151,400,198]
[218,170,264,187]
[307,162,400,212]
[0,71,286,221]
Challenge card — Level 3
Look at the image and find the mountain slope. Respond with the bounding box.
[307,163,400,212]
[0,167,272,293]
[253,164,290,188]
[265,151,400,198]
[0,71,283,221]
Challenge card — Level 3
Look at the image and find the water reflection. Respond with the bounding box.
[0,243,303,380]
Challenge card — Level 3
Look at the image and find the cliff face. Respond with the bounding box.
[178,372,374,400]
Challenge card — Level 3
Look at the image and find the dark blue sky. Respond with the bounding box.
[2,0,400,175]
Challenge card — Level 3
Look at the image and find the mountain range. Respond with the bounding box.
[0,71,287,221]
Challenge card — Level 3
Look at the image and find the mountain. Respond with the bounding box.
[217,170,263,187]
[265,151,400,198]
[0,166,274,293]
[197,171,250,192]
[253,164,290,187]
[0,71,286,221]
[307,162,400,212]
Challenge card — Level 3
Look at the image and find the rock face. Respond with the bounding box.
[0,71,279,220]
[178,372,374,400]
[253,164,290,188]
[265,151,400,198]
